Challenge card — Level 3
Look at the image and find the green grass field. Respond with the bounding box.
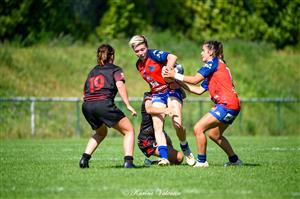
[1,136,299,199]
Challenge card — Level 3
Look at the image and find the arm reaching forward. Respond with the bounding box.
[116,81,137,116]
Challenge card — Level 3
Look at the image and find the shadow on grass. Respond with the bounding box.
[109,163,191,169]
[242,163,261,167]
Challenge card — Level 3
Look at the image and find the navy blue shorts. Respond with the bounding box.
[209,104,240,124]
[152,89,184,105]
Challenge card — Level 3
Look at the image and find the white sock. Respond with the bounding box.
[180,140,187,146]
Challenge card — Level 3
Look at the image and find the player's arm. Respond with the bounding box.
[165,54,177,70]
[163,68,204,85]
[116,81,137,116]
[144,100,173,116]
[180,73,204,84]
[177,81,206,95]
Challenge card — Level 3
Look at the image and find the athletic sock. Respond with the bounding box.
[180,141,189,151]
[197,154,206,163]
[124,156,133,161]
[82,153,91,160]
[158,145,168,159]
[229,154,238,163]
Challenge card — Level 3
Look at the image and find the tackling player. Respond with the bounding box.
[79,44,137,169]
[138,92,184,165]
[129,35,195,166]
[163,40,243,167]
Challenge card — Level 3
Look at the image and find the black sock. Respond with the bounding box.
[82,153,91,160]
[124,156,133,162]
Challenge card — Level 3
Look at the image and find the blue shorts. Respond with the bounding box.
[152,89,183,105]
[209,104,240,124]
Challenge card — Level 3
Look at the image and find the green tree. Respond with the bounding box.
[96,0,147,40]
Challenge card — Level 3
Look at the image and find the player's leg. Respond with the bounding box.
[168,97,185,141]
[193,113,219,167]
[152,114,170,166]
[208,125,243,166]
[152,96,169,166]
[113,117,135,168]
[146,146,183,165]
[208,123,234,156]
[80,124,107,168]
[168,96,195,166]
[165,132,183,165]
[208,105,242,166]
[167,146,184,165]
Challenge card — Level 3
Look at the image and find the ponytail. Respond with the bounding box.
[97,44,115,66]
[204,40,224,60]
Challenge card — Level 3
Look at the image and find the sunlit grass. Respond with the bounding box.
[0,136,299,199]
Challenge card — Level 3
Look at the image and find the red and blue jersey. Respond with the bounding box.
[198,57,240,110]
[136,49,169,94]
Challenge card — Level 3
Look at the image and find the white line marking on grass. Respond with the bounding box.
[271,147,300,151]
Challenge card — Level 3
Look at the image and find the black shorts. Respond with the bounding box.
[82,100,125,130]
[137,131,172,157]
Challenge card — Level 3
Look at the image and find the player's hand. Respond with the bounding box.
[127,105,137,117]
[162,66,175,78]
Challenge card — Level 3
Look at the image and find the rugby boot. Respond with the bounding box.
[79,153,91,168]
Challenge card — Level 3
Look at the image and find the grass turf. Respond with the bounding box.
[0,136,299,199]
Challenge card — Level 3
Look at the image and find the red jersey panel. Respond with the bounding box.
[199,58,240,110]
[136,49,169,94]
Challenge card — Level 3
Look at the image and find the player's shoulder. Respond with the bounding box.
[148,49,169,60]
[105,63,123,71]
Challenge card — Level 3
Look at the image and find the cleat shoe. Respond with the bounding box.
[124,162,136,168]
[224,159,243,167]
[193,161,209,168]
[182,148,196,166]
[79,153,91,168]
[157,158,170,166]
[144,158,159,166]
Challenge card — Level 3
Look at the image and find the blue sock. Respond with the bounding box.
[180,142,189,151]
[229,155,238,163]
[197,154,206,163]
[158,145,168,159]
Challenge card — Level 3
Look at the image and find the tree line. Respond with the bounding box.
[0,0,299,48]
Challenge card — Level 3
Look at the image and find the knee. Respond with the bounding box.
[173,121,183,131]
[176,152,184,165]
[208,131,220,141]
[124,129,135,136]
[193,125,204,136]
[95,128,107,137]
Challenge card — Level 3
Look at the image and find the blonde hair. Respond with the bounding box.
[128,35,148,49]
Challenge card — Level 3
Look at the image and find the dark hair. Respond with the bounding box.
[204,40,224,60]
[97,44,115,66]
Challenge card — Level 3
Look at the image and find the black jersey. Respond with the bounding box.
[83,64,124,101]
[139,92,154,135]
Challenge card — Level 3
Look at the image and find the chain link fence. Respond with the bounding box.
[0,97,299,139]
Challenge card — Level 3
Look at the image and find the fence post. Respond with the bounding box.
[30,100,35,136]
[238,102,243,132]
[76,100,81,137]
[276,102,282,134]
